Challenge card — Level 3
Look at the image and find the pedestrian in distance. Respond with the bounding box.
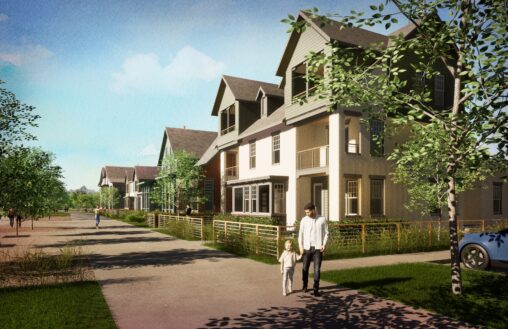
[94,205,102,229]
[7,208,15,228]
[185,204,192,216]
[278,239,302,296]
[298,202,329,297]
[16,213,22,227]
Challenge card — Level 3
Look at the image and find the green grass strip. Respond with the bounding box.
[0,281,117,329]
[321,263,507,328]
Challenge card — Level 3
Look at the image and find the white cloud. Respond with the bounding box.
[138,143,158,157]
[111,46,224,95]
[0,13,8,22]
[0,44,54,66]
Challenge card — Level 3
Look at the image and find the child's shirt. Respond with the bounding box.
[278,250,301,269]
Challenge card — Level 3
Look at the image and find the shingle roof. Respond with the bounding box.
[211,75,280,115]
[237,105,285,140]
[100,166,133,185]
[256,84,284,101]
[134,166,159,181]
[196,137,218,166]
[276,11,413,77]
[164,127,217,158]
[125,168,135,182]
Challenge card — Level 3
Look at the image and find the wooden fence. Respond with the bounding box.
[212,218,507,258]
[158,214,205,240]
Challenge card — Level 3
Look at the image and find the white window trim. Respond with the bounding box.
[345,180,360,216]
[231,183,273,215]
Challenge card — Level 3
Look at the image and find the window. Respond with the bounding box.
[292,63,306,101]
[415,71,425,91]
[434,75,445,108]
[494,183,503,215]
[203,179,214,211]
[273,183,285,214]
[272,133,280,164]
[243,186,250,212]
[370,119,384,156]
[370,179,384,216]
[308,63,324,96]
[251,186,257,213]
[259,184,270,213]
[346,180,359,216]
[249,141,256,169]
[234,187,243,212]
[220,105,236,135]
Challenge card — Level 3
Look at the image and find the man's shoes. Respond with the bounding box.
[313,290,321,297]
[303,287,308,293]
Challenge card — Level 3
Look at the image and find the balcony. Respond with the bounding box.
[225,165,238,181]
[221,125,235,136]
[297,145,329,170]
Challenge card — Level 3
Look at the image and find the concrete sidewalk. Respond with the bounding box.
[0,213,474,329]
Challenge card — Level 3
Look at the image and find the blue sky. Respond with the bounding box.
[0,0,404,191]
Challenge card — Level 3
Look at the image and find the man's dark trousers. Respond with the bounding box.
[302,247,323,292]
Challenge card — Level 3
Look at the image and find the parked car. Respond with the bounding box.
[459,228,508,270]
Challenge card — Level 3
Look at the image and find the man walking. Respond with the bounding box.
[298,203,329,297]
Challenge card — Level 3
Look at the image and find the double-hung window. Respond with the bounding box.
[345,180,359,216]
[249,141,256,169]
[370,119,384,156]
[370,179,384,216]
[272,133,280,164]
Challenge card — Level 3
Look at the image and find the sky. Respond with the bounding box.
[0,0,405,191]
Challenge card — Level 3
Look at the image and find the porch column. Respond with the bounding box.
[220,151,226,213]
[328,113,341,221]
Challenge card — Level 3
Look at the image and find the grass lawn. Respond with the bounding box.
[0,281,117,329]
[321,263,507,328]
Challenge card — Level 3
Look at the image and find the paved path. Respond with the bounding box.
[1,213,475,328]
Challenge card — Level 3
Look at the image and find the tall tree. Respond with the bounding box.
[287,1,507,294]
[0,81,40,155]
[151,150,205,212]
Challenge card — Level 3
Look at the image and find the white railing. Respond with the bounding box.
[297,145,329,170]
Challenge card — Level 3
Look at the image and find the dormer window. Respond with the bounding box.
[220,105,236,135]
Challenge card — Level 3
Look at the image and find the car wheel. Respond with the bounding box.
[461,244,490,270]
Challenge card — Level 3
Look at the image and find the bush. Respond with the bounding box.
[213,213,279,226]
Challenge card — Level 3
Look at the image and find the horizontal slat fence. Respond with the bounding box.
[158,214,204,240]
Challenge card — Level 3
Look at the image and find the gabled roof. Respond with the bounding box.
[99,166,133,186]
[255,84,284,101]
[276,11,394,77]
[158,127,217,165]
[125,168,135,183]
[237,105,286,140]
[211,75,280,115]
[134,166,159,181]
[196,136,218,166]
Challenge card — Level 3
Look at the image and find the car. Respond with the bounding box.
[459,228,508,270]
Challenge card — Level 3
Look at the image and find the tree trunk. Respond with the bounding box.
[447,173,462,295]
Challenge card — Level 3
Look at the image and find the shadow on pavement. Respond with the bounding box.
[204,286,471,329]
[53,230,153,237]
[38,236,175,248]
[99,276,156,286]
[88,248,237,269]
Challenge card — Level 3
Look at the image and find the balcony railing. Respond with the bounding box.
[221,125,235,136]
[297,145,329,170]
[346,141,360,154]
[225,166,238,180]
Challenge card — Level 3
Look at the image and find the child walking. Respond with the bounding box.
[278,240,302,296]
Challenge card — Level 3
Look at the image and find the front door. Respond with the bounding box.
[313,183,323,216]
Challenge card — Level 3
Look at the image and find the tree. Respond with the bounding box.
[151,150,205,212]
[100,186,120,209]
[287,1,507,294]
[0,147,67,233]
[0,81,40,155]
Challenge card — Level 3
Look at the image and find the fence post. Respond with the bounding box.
[428,222,432,248]
[276,226,281,257]
[200,217,204,241]
[256,224,259,255]
[396,223,401,251]
[225,221,228,242]
[481,219,485,232]
[361,224,366,254]
[212,221,216,245]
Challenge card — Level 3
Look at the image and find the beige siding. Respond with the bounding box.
[459,175,508,221]
[284,26,327,106]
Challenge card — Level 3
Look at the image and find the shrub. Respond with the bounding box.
[213,213,279,226]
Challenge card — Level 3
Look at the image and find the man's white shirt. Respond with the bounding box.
[298,215,329,250]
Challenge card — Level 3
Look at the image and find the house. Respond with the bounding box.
[156,127,217,212]
[210,12,461,225]
[124,166,159,211]
[98,166,133,208]
[196,137,221,212]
